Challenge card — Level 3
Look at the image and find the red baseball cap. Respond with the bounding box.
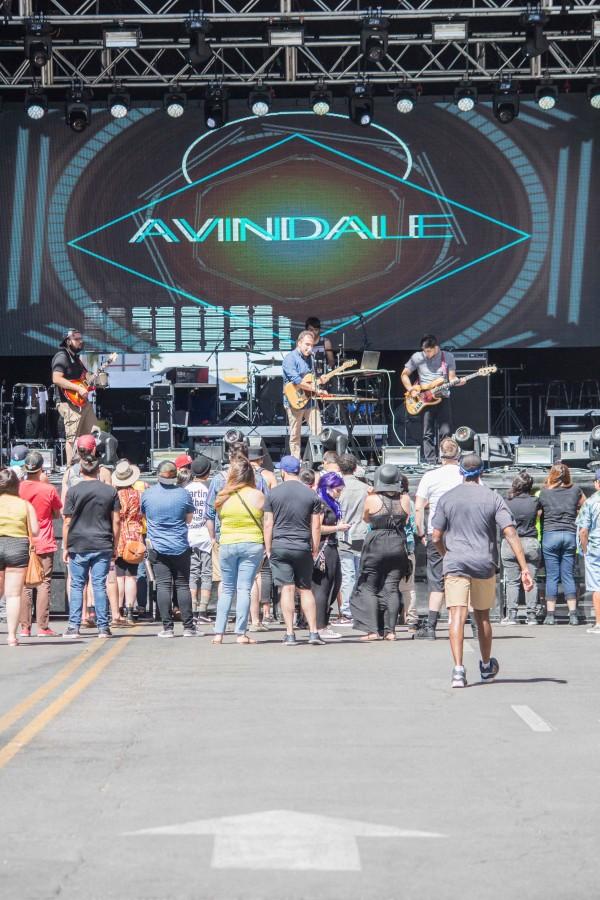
[174,453,193,469]
[76,434,97,453]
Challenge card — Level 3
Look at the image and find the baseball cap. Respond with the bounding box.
[157,460,178,486]
[191,456,211,477]
[174,453,193,469]
[76,434,97,453]
[24,450,44,473]
[279,455,300,475]
[10,444,28,464]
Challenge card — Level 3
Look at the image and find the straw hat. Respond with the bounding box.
[112,459,141,488]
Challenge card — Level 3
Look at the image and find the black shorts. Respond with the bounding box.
[270,546,313,590]
[0,536,30,570]
[426,541,445,593]
[115,556,140,577]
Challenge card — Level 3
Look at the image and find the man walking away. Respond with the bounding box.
[263,455,325,646]
[431,453,533,688]
[62,451,121,639]
[336,453,368,626]
[186,456,213,624]
[578,469,600,635]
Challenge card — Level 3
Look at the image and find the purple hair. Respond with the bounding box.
[317,471,345,520]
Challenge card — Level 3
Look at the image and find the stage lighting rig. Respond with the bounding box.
[493,79,519,124]
[310,85,332,116]
[360,15,389,64]
[319,428,348,456]
[24,16,52,70]
[65,81,91,133]
[454,425,477,453]
[349,82,373,126]
[268,24,304,47]
[25,87,47,120]
[454,80,477,112]
[432,21,468,42]
[204,83,228,129]
[521,6,550,59]
[588,80,600,109]
[535,80,558,110]
[186,13,212,69]
[249,87,271,117]
[163,88,186,118]
[108,83,131,119]
[394,85,416,114]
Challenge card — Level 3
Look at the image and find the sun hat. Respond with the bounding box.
[373,464,403,492]
[112,459,141,488]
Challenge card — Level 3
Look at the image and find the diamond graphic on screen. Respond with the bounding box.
[68,131,530,336]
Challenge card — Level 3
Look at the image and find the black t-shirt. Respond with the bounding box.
[264,480,321,551]
[52,348,86,405]
[64,480,120,554]
[538,485,583,534]
[506,495,539,539]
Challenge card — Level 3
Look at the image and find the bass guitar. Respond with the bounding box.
[63,352,117,409]
[404,365,497,416]
[284,359,357,411]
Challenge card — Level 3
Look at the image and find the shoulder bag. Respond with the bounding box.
[24,504,44,588]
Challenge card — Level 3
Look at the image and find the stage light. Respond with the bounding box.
[454,80,477,112]
[394,85,416,114]
[25,89,47,120]
[24,17,52,70]
[589,425,600,462]
[349,83,373,126]
[432,21,468,42]
[454,425,477,452]
[588,81,600,109]
[108,86,131,119]
[65,82,91,132]
[204,84,228,129]
[318,428,348,456]
[103,28,141,49]
[268,25,304,47]
[249,88,271,117]
[163,89,186,118]
[310,85,332,116]
[521,8,549,59]
[535,81,558,110]
[186,14,212,68]
[360,16,389,63]
[493,79,519,124]
[593,19,600,39]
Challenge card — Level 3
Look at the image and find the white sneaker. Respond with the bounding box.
[318,627,342,641]
[586,624,600,634]
[157,629,175,639]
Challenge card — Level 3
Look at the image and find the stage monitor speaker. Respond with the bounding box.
[382,446,421,466]
[303,436,323,467]
[150,448,179,470]
[255,375,285,424]
[452,352,490,435]
[247,435,275,472]
[192,441,224,469]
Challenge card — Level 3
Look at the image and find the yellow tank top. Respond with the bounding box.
[0,495,29,538]
[219,489,263,545]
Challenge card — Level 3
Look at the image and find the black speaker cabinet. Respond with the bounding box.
[303,436,323,467]
[452,351,491,435]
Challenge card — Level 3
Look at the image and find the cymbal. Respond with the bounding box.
[253,357,281,366]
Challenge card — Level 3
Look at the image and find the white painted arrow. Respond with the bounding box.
[127,809,444,871]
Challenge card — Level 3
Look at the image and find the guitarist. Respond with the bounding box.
[282,330,326,459]
[51,329,99,464]
[401,334,465,465]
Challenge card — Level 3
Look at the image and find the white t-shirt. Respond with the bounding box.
[185,481,211,552]
[416,463,463,534]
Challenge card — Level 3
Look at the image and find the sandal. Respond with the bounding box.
[360,633,382,642]
[112,616,134,628]
[7,637,19,647]
[211,635,224,644]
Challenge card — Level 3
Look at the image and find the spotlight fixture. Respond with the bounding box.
[593,19,600,39]
[394,85,416,114]
[535,80,558,110]
[454,80,477,112]
[186,14,212,68]
[310,85,333,116]
[249,87,271,117]
[24,16,52,69]
[204,84,228,129]
[103,27,141,49]
[107,84,131,119]
[65,82,91,133]
[25,88,47,120]
[318,428,348,456]
[349,82,373,126]
[521,7,549,59]
[360,15,389,63]
[588,80,600,109]
[454,425,477,452]
[268,24,304,47]
[163,89,186,118]
[432,20,468,42]
[493,79,519,124]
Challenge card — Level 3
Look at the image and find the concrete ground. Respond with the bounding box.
[0,617,598,900]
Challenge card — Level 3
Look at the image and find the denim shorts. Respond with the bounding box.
[0,536,29,569]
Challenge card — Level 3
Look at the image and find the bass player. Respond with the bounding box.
[282,330,327,459]
[51,329,99,464]
[401,334,465,465]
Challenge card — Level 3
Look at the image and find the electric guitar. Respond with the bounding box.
[284,359,357,411]
[404,365,497,416]
[63,352,117,409]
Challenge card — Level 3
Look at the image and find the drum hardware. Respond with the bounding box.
[12,384,49,440]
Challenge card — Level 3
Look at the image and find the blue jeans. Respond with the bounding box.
[215,543,264,635]
[339,550,361,616]
[542,531,577,601]
[68,551,112,629]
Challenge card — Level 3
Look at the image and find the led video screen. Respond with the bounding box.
[0,97,597,353]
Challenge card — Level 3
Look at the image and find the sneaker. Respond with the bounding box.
[569,611,579,626]
[526,613,538,626]
[97,627,112,639]
[196,613,212,624]
[183,627,198,637]
[500,610,518,626]
[451,666,467,688]
[318,627,342,641]
[479,657,500,682]
[157,629,175,639]
[37,628,58,637]
[62,626,80,639]
[586,624,600,634]
[282,633,298,646]
[19,626,31,637]
[415,623,436,641]
[543,614,555,626]
[249,622,269,632]
[308,632,326,645]
[336,616,354,627]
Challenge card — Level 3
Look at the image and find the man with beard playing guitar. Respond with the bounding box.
[51,329,99,464]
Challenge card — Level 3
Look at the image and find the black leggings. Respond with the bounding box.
[150,549,193,630]
[312,544,342,630]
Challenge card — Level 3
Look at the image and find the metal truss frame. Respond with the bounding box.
[0,1,598,91]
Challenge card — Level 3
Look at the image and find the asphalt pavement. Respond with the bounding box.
[0,618,598,900]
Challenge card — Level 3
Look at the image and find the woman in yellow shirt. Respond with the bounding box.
[209,457,265,644]
[0,468,39,646]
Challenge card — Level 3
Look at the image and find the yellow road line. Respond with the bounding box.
[0,639,105,736]
[0,635,134,770]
